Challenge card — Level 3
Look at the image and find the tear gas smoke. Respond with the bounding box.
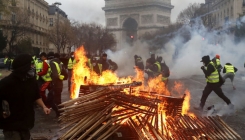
[106,17,245,79]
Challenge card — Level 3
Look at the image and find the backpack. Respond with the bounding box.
[161,62,170,77]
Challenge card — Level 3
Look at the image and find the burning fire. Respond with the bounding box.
[71,46,193,116]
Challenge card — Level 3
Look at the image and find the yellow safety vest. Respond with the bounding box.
[35,60,43,80]
[4,58,8,64]
[67,58,76,70]
[224,65,234,74]
[153,62,161,77]
[87,59,91,69]
[98,64,102,75]
[53,62,64,80]
[41,60,52,82]
[136,57,143,63]
[206,62,219,83]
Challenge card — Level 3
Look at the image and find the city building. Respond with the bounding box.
[48,4,68,52]
[206,0,245,29]
[102,0,174,48]
[0,0,68,54]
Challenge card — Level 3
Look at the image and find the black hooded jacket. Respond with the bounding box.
[0,54,40,131]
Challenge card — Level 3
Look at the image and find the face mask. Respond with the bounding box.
[71,55,74,57]
[27,67,35,78]
[203,62,206,66]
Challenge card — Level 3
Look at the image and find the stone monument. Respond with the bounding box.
[102,0,174,48]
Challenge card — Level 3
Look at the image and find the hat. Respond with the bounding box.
[102,53,107,57]
[200,55,210,62]
[216,54,220,59]
[47,52,55,59]
[12,54,33,70]
[54,53,60,58]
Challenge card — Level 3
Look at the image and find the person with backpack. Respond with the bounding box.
[212,54,222,73]
[194,55,233,111]
[223,63,238,90]
[47,52,67,117]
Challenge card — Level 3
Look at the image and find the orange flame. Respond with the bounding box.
[71,46,193,116]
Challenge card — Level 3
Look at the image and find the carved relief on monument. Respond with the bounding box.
[141,15,153,24]
[120,14,139,26]
[120,15,129,25]
[130,14,139,23]
[157,15,170,24]
[107,17,118,26]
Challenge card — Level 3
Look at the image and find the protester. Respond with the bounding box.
[0,54,50,140]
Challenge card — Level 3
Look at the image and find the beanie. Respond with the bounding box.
[12,54,33,70]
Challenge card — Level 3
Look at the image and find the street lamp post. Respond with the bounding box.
[54,2,61,54]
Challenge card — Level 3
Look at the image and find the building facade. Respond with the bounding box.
[48,4,68,52]
[206,0,245,29]
[103,0,174,48]
[0,0,68,53]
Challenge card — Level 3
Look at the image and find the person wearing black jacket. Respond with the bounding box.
[0,54,50,140]
[223,63,238,90]
[194,55,233,111]
[98,53,109,72]
[47,52,64,117]
[134,55,144,71]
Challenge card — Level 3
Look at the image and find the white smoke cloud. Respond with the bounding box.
[106,41,150,77]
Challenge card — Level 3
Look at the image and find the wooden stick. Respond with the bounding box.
[87,119,114,140]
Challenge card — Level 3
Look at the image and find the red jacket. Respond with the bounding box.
[38,60,49,76]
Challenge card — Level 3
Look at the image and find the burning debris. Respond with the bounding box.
[58,87,242,140]
[57,47,242,140]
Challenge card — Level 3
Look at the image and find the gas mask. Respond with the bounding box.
[27,67,36,78]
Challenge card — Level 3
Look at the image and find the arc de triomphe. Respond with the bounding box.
[102,0,174,48]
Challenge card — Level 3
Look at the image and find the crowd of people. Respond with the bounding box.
[134,54,170,85]
[194,54,238,111]
[0,51,242,139]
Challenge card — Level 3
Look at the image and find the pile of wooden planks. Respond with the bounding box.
[58,88,242,140]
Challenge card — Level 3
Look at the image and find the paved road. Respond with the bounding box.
[0,73,245,139]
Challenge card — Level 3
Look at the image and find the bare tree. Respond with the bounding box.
[177,3,215,29]
[1,8,31,54]
[48,19,74,54]
[72,22,116,55]
[177,3,201,24]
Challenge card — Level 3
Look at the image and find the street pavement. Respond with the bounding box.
[0,70,245,139]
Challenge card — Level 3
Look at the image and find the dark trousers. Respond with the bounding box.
[47,87,62,116]
[68,70,72,90]
[200,83,231,108]
[3,130,30,140]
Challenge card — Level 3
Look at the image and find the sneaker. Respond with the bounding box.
[228,103,234,109]
[194,106,203,111]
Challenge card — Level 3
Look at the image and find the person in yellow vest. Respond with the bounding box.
[67,52,76,91]
[212,54,222,73]
[222,63,238,90]
[4,56,9,70]
[8,56,14,71]
[37,52,52,107]
[194,55,233,111]
[48,52,65,117]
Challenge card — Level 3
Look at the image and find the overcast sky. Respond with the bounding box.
[46,0,204,25]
